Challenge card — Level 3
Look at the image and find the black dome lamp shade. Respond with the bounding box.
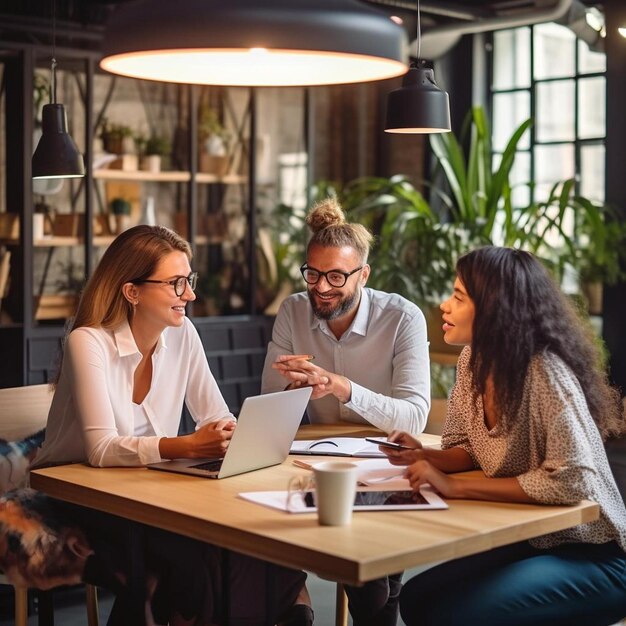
[99,0,409,87]
[385,61,451,133]
[32,2,85,180]
[384,0,451,134]
[32,99,86,179]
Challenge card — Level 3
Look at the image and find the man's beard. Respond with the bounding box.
[308,285,360,321]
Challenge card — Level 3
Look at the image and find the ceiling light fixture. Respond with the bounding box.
[384,0,451,134]
[32,0,85,180]
[99,0,409,87]
[32,0,85,179]
[619,27,626,38]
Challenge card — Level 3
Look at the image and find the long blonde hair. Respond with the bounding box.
[306,198,373,263]
[70,225,192,332]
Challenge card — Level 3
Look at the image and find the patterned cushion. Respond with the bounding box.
[0,429,45,494]
[0,488,93,589]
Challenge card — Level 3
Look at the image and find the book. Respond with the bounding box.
[290,437,386,458]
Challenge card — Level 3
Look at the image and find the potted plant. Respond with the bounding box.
[98,118,133,154]
[428,106,626,312]
[110,197,132,234]
[278,107,623,359]
[135,132,171,173]
[573,202,626,314]
[197,104,231,176]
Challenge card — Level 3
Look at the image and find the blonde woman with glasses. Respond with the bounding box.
[33,225,310,626]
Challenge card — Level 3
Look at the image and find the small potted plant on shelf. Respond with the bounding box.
[98,118,136,170]
[198,104,231,176]
[135,132,171,173]
[110,197,132,234]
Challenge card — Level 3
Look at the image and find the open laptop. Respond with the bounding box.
[147,386,312,479]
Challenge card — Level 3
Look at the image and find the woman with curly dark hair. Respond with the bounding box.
[381,246,626,626]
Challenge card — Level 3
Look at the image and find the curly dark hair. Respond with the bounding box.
[456,246,624,440]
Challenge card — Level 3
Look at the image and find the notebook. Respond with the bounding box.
[147,386,312,479]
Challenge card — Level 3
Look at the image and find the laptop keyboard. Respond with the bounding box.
[191,459,223,472]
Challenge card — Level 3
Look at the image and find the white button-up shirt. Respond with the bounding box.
[262,288,430,434]
[35,318,233,468]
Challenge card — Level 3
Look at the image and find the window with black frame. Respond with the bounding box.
[490,22,606,208]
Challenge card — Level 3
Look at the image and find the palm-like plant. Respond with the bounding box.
[266,105,626,313]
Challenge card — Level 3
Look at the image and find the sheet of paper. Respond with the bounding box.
[353,458,409,487]
[290,457,409,489]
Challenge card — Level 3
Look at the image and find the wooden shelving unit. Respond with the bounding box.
[0,45,258,387]
[93,169,247,185]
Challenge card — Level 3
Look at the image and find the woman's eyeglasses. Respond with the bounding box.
[300,264,363,288]
[132,272,198,296]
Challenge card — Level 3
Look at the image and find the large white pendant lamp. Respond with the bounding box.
[99,0,409,87]
[384,0,451,134]
[32,1,85,179]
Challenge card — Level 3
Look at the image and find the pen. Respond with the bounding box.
[292,459,314,470]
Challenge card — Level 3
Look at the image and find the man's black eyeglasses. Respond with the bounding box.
[300,264,363,288]
[132,272,198,297]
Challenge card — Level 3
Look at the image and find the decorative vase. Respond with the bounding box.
[102,136,124,154]
[114,214,131,234]
[141,155,161,173]
[199,153,229,176]
[139,196,156,226]
[582,281,603,316]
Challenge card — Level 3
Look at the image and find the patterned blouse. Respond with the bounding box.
[442,347,626,550]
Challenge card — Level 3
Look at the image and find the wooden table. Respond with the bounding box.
[30,426,599,624]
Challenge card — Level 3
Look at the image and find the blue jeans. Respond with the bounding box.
[400,541,626,626]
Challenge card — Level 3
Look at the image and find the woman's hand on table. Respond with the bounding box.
[404,459,459,499]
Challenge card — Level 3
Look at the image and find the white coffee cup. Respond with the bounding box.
[312,461,358,526]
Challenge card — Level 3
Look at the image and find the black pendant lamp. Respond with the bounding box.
[99,0,409,87]
[32,2,85,179]
[384,1,451,134]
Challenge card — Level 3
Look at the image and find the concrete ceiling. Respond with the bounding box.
[0,0,605,57]
[366,0,605,56]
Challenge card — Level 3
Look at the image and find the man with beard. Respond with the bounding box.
[261,198,430,626]
[262,198,430,435]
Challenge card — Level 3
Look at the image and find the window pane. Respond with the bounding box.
[578,76,605,139]
[493,28,531,89]
[536,80,575,142]
[493,91,530,152]
[533,23,575,79]
[534,144,575,201]
[580,144,605,202]
[578,40,606,74]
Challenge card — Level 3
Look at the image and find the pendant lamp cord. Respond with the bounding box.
[51,0,57,105]
[416,0,421,62]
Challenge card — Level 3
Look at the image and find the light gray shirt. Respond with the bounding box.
[262,288,430,434]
